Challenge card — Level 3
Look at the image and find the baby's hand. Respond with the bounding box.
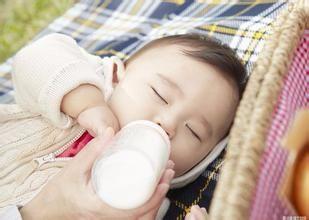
[77,103,120,137]
[185,205,209,220]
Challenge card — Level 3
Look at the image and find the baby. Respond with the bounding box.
[0,33,246,219]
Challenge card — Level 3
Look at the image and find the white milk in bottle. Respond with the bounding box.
[91,120,171,209]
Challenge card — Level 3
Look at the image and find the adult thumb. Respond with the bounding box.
[71,127,114,173]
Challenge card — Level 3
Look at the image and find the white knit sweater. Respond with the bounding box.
[0,33,114,212]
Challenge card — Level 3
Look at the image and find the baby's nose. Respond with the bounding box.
[156,122,174,139]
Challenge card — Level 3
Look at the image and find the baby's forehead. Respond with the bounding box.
[138,45,203,71]
[140,43,189,58]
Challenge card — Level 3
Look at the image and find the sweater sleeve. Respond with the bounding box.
[12,33,107,129]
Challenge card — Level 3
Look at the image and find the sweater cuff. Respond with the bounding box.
[38,60,106,129]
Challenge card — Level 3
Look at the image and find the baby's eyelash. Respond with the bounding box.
[186,124,201,141]
[151,86,168,104]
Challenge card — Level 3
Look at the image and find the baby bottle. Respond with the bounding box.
[91,120,171,209]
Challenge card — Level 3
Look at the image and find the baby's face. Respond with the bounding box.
[107,44,239,177]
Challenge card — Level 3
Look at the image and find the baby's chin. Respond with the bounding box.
[173,165,190,178]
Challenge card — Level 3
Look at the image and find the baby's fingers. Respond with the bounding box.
[185,205,209,220]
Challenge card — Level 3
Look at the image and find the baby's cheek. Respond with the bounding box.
[111,86,157,124]
[169,142,199,177]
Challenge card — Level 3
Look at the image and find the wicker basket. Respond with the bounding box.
[209,1,309,219]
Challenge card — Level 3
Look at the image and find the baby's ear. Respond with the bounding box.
[111,56,125,83]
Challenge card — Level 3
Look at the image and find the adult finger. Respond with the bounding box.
[166,160,175,170]
[133,182,170,217]
[159,169,175,185]
[145,169,174,218]
[138,169,174,218]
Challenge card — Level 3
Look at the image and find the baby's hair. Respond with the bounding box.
[124,33,247,99]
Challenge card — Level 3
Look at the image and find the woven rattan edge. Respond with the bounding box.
[209,1,308,219]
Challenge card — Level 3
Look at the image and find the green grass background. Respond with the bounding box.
[0,0,74,63]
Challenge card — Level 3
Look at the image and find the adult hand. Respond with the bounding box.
[20,128,175,220]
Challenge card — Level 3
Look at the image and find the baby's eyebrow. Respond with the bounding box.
[156,73,184,96]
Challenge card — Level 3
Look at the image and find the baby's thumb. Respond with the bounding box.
[78,115,107,137]
[90,124,108,137]
[72,127,114,173]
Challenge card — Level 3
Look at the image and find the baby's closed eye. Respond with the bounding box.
[151,86,168,104]
[149,85,202,142]
[185,124,201,142]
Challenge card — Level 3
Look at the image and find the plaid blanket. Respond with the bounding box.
[0,0,286,219]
